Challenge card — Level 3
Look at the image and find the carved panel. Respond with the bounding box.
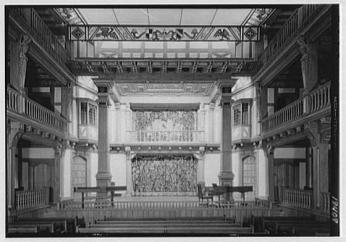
[132,155,197,192]
[116,82,215,96]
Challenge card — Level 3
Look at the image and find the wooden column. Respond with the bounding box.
[53,146,62,203]
[297,37,319,95]
[264,145,275,202]
[96,92,112,198]
[195,147,205,186]
[9,34,31,94]
[125,147,135,196]
[7,122,23,211]
[218,87,234,201]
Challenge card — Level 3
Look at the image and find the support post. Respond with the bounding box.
[96,91,112,199]
[218,85,234,201]
[125,146,134,196]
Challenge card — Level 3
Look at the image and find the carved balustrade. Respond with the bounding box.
[7,87,67,134]
[262,82,330,133]
[15,188,50,210]
[9,8,70,67]
[282,188,313,209]
[258,5,323,69]
[127,130,205,143]
[320,192,330,214]
[57,199,270,210]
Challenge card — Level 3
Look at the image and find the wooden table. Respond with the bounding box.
[74,186,127,208]
[207,186,253,203]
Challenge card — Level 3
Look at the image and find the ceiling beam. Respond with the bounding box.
[94,72,236,83]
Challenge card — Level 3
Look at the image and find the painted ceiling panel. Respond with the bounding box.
[148,9,182,25]
[78,8,116,24]
[180,9,215,25]
[212,9,252,25]
[112,8,149,25]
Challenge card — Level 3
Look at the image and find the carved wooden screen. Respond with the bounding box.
[132,155,197,193]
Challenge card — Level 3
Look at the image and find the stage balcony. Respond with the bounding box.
[256,5,329,73]
[126,130,205,144]
[7,86,68,138]
[261,82,330,138]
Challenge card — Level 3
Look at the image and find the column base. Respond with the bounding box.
[96,172,112,200]
[218,171,234,185]
[218,171,234,202]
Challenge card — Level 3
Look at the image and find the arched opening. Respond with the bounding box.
[71,156,87,200]
[242,155,256,201]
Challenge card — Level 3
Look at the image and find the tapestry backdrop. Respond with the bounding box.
[132,155,198,192]
[133,111,197,131]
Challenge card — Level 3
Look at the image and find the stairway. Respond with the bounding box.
[78,217,254,236]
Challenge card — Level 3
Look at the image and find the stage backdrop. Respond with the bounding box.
[132,155,197,193]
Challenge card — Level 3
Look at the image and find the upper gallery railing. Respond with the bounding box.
[9,8,70,68]
[257,5,324,69]
[15,188,50,210]
[262,82,330,132]
[7,87,67,134]
[127,130,205,143]
[282,188,313,209]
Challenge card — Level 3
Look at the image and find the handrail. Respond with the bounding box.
[15,188,50,210]
[10,8,70,67]
[127,130,205,143]
[7,87,67,133]
[262,82,330,132]
[57,199,270,210]
[282,188,313,209]
[258,5,323,69]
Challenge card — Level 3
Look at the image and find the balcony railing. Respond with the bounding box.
[127,130,205,143]
[15,188,50,210]
[258,5,324,69]
[262,82,330,132]
[7,87,67,134]
[78,124,98,141]
[282,188,313,209]
[10,8,70,68]
[320,192,330,214]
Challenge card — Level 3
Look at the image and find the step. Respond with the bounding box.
[78,226,253,234]
[91,223,241,228]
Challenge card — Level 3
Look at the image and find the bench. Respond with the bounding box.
[11,217,76,234]
[8,224,38,234]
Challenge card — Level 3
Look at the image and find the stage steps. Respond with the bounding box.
[78,217,254,235]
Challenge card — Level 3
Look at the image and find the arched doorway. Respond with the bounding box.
[242,156,256,201]
[71,156,87,199]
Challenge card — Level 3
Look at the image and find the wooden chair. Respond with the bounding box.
[197,184,213,206]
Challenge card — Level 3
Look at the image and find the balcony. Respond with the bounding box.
[257,5,327,71]
[232,125,251,142]
[7,87,67,137]
[282,188,313,209]
[9,8,72,75]
[15,187,50,210]
[262,82,330,136]
[78,124,98,142]
[127,130,205,144]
